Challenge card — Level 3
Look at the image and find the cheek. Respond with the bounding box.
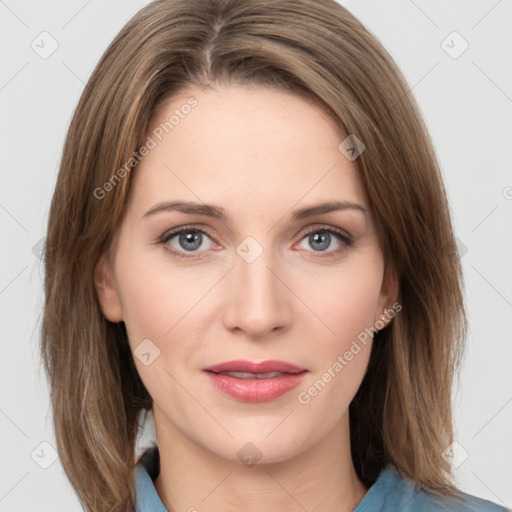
[115,245,200,341]
[294,256,383,406]
[114,253,199,401]
[114,248,218,383]
[119,272,175,344]
[304,260,384,350]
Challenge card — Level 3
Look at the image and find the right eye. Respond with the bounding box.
[159,226,217,259]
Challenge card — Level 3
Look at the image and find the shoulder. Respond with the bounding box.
[355,466,510,512]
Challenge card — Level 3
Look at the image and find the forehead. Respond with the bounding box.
[128,85,368,218]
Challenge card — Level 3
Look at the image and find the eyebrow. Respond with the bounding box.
[144,200,367,222]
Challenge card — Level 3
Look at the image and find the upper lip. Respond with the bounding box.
[203,360,307,374]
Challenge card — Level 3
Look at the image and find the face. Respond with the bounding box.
[95,84,397,465]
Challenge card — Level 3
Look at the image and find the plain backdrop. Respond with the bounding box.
[1,1,511,510]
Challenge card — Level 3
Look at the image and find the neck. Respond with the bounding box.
[153,407,369,512]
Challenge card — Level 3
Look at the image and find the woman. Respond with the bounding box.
[40,0,509,510]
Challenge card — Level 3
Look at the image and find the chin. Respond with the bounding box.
[206,426,313,468]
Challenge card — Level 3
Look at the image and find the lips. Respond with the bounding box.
[203,360,306,375]
[202,360,308,403]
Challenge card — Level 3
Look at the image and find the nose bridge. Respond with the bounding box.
[222,235,291,336]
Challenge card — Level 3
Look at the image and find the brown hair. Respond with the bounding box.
[40,0,467,510]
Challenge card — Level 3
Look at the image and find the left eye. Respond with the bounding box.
[295,227,353,256]
[159,225,352,259]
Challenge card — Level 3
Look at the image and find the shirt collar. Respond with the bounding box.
[135,445,168,511]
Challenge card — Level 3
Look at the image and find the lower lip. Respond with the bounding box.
[204,371,307,403]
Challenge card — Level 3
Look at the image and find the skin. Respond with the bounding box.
[95,84,398,512]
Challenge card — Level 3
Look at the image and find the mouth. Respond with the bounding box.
[202,360,308,403]
[207,370,294,379]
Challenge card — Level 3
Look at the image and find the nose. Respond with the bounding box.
[222,244,293,339]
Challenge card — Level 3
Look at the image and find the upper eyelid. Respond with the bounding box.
[160,224,215,242]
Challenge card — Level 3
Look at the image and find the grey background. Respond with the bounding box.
[1,0,511,510]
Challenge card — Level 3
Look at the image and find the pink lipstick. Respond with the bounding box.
[202,360,308,403]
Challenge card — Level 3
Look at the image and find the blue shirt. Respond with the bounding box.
[135,446,510,511]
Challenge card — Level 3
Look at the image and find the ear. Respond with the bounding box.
[94,253,123,322]
[374,261,399,327]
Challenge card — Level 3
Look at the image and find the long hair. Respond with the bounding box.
[40,0,467,510]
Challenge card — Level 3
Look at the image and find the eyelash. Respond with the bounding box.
[158,224,354,260]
